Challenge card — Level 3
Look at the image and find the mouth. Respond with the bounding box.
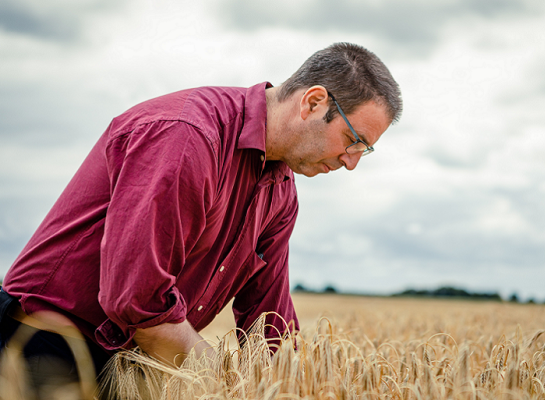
[322,163,331,173]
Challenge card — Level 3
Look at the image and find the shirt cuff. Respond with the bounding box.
[95,287,187,350]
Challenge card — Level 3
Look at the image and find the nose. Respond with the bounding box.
[340,152,363,171]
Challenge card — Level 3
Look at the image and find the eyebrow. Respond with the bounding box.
[344,121,369,145]
[353,128,368,144]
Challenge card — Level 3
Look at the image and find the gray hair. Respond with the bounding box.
[277,42,402,124]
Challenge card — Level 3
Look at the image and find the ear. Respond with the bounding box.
[299,86,329,121]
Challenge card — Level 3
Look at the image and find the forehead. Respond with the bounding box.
[344,101,391,146]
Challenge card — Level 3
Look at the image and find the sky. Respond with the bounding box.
[1,0,544,300]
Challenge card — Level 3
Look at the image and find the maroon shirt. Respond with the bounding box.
[4,82,299,351]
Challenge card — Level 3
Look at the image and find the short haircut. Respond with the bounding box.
[277,42,402,124]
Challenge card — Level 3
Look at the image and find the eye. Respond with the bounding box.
[345,130,357,144]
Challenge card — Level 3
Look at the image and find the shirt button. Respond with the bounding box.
[197,305,203,311]
[260,155,265,162]
[219,266,225,272]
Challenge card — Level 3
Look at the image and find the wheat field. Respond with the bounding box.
[2,293,545,399]
[102,294,545,399]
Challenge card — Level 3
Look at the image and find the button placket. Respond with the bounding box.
[190,200,260,324]
[189,172,273,326]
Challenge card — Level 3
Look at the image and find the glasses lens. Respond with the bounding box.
[346,142,373,155]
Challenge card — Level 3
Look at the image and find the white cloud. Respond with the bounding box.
[214,0,544,57]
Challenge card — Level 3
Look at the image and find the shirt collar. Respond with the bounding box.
[238,82,293,184]
[237,81,272,152]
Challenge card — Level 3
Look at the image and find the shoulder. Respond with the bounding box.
[180,86,247,138]
[106,86,248,138]
[103,87,251,161]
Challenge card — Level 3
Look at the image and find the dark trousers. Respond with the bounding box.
[0,288,112,398]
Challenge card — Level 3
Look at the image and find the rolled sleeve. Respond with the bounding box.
[97,120,217,349]
[233,187,299,347]
[96,286,186,350]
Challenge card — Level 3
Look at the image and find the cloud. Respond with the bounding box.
[215,0,543,55]
[0,81,120,146]
[290,182,545,298]
[496,57,545,111]
[295,186,545,268]
[0,1,78,41]
[0,0,128,43]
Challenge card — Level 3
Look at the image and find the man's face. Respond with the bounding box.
[285,100,391,177]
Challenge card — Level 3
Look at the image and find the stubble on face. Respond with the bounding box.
[283,118,330,177]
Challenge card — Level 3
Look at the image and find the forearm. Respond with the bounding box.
[133,319,214,367]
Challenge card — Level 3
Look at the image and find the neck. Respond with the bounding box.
[265,86,297,162]
[265,87,280,161]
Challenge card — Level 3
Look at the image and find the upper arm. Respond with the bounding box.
[98,120,218,342]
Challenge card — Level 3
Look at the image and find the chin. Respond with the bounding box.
[299,168,321,178]
[291,169,318,177]
[288,162,321,177]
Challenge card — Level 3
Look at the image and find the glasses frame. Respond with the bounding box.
[328,93,374,156]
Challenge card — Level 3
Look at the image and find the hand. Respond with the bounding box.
[133,319,214,367]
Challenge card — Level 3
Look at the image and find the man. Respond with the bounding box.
[0,42,402,382]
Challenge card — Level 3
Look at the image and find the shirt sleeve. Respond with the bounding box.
[96,120,218,350]
[232,184,299,350]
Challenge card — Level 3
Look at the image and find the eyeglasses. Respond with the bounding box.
[329,93,375,156]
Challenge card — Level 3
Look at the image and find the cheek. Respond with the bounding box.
[298,121,333,161]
